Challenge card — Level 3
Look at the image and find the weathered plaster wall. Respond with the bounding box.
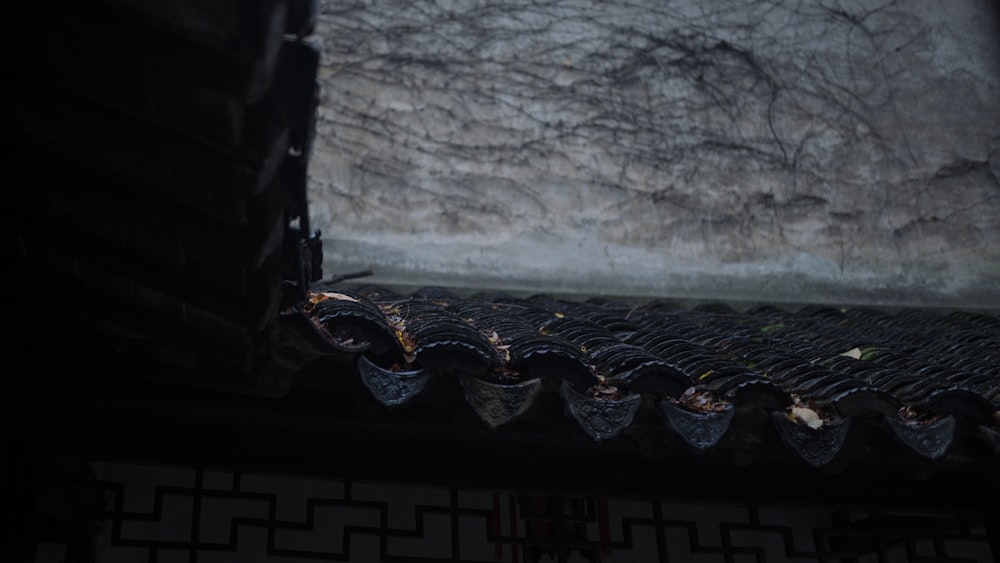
[308,0,1000,308]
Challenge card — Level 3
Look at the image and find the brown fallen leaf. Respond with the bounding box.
[669,386,730,414]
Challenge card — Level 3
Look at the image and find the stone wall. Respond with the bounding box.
[307,0,1000,309]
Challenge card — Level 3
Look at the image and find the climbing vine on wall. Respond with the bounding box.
[308,0,1000,298]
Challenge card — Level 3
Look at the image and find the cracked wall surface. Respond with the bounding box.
[307,0,1000,308]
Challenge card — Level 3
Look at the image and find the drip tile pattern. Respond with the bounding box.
[291,285,1000,467]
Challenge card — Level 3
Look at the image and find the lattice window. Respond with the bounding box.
[29,458,998,563]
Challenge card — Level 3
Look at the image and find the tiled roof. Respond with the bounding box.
[285,284,1000,467]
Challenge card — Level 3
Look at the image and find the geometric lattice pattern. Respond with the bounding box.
[31,460,998,563]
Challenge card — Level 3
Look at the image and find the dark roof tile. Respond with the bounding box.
[294,285,1000,466]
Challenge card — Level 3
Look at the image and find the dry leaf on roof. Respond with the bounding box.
[839,347,862,359]
[788,406,824,429]
[587,382,624,401]
[671,386,729,413]
[786,393,825,429]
